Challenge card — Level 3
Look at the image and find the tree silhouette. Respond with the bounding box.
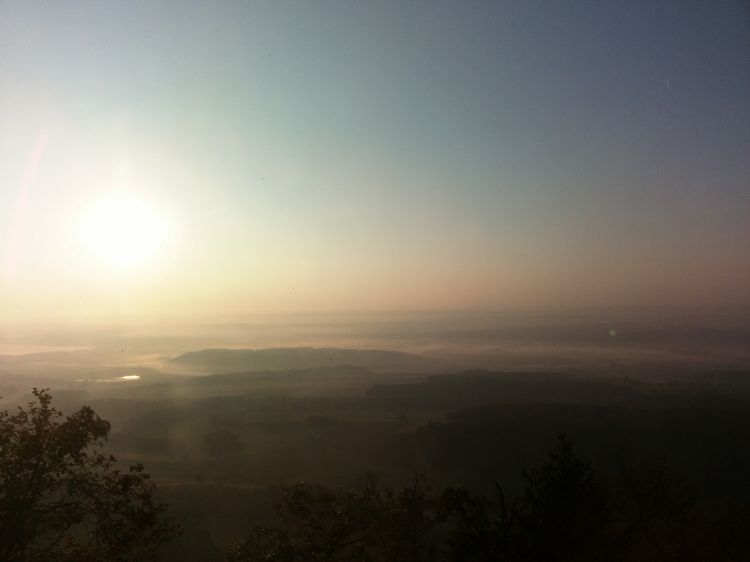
[0,389,180,562]
[228,473,436,561]
[517,434,606,561]
[229,433,750,561]
[228,435,613,561]
[439,435,605,562]
[229,436,605,562]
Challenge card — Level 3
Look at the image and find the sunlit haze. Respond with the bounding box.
[1,1,748,324]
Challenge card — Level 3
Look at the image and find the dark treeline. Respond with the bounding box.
[227,435,750,561]
[3,369,750,560]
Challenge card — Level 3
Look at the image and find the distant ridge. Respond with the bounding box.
[168,347,440,374]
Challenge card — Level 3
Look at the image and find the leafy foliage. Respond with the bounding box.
[228,437,606,561]
[228,434,750,562]
[228,473,437,561]
[518,434,606,560]
[438,435,605,562]
[0,389,180,562]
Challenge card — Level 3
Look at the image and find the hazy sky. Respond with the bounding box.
[1,1,748,321]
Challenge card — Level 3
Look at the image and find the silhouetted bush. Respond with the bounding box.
[0,389,180,562]
[227,435,750,561]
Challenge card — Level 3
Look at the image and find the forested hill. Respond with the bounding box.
[169,347,440,374]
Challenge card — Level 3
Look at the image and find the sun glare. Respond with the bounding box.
[80,195,168,268]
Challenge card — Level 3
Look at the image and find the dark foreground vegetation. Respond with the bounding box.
[0,389,180,561]
[3,367,750,560]
[228,436,750,562]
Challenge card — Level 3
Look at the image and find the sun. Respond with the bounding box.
[80,195,168,268]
